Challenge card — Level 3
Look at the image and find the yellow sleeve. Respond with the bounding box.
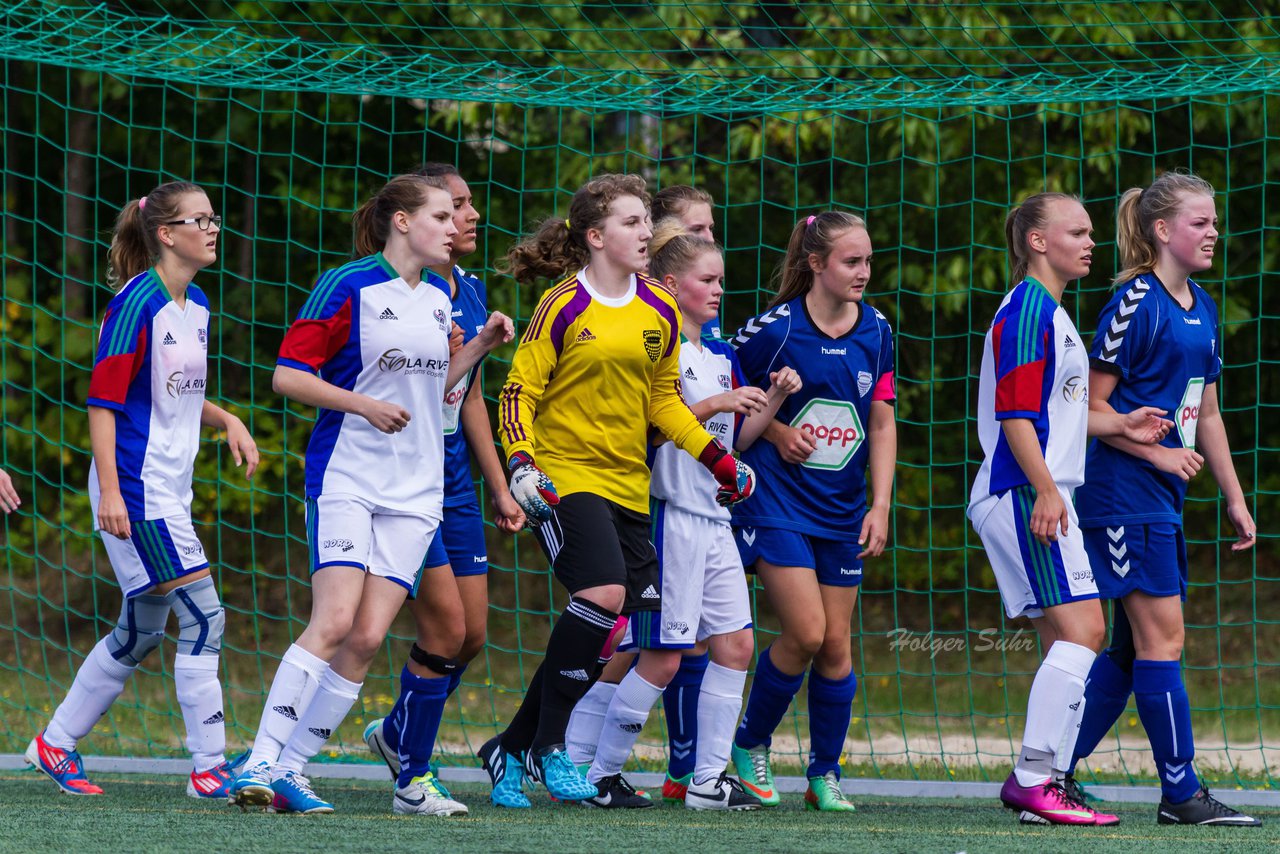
[498,280,576,463]
[645,290,716,459]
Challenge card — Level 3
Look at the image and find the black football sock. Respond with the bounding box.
[531,597,619,753]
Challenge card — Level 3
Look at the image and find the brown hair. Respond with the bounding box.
[502,173,650,284]
[351,174,449,258]
[106,181,203,290]
[1114,171,1215,285]
[648,218,721,286]
[770,211,867,307]
[1003,192,1079,285]
[413,162,461,180]
[652,185,713,225]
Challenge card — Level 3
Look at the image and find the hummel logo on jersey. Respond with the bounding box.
[273,704,298,721]
[559,669,590,681]
[308,727,332,739]
[641,584,660,600]
[162,332,177,345]
[576,327,596,342]
[380,307,398,320]
[202,710,225,725]
[684,367,697,381]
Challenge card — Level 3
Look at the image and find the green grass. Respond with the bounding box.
[2,772,1276,853]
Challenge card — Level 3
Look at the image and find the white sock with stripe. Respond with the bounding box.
[1015,640,1094,787]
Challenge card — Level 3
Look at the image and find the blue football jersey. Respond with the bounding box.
[441,266,489,508]
[729,295,895,539]
[1076,274,1222,527]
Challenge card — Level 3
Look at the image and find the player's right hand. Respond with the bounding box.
[769,367,802,396]
[716,387,769,415]
[362,398,411,433]
[98,489,131,540]
[773,423,817,464]
[0,469,20,514]
[508,452,559,527]
[1152,445,1204,482]
[1028,487,1068,546]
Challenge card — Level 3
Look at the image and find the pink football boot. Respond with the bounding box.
[1000,772,1119,826]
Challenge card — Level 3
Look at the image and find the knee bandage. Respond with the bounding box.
[106,594,169,667]
[165,576,225,656]
[410,643,461,675]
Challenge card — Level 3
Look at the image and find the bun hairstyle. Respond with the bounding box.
[351,173,449,258]
[502,173,650,284]
[1114,171,1215,285]
[651,185,713,224]
[770,211,867,307]
[1003,192,1079,285]
[648,217,721,287]
[106,181,202,290]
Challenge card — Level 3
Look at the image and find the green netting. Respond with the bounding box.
[0,1,1276,788]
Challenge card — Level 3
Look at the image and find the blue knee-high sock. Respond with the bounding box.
[735,646,805,751]
[385,663,468,755]
[447,662,468,698]
[394,666,451,788]
[1069,651,1133,774]
[1133,659,1199,803]
[806,669,858,780]
[663,652,708,779]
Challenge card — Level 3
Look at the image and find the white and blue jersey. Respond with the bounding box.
[1077,274,1222,528]
[441,265,488,508]
[277,252,453,517]
[729,296,896,539]
[86,270,210,523]
[968,277,1090,516]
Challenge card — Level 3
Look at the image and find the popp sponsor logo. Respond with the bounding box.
[789,397,864,470]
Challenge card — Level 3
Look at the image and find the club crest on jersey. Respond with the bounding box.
[197,328,207,346]
[433,308,447,330]
[1061,375,1087,403]
[642,328,662,362]
[718,373,732,390]
[165,370,206,398]
[857,371,873,397]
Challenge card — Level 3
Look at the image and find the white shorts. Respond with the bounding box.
[306,493,440,592]
[101,515,210,598]
[971,485,1098,619]
[621,502,753,650]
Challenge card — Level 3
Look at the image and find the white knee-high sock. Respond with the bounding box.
[693,662,747,786]
[275,667,362,776]
[1015,641,1095,787]
[587,671,663,784]
[175,653,226,772]
[44,637,136,749]
[566,681,618,766]
[248,643,328,767]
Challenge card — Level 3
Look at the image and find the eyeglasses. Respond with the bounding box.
[166,215,222,231]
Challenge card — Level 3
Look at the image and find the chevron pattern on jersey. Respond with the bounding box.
[1097,279,1152,363]
[730,304,791,347]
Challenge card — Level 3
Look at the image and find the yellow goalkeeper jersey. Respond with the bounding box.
[499,268,714,513]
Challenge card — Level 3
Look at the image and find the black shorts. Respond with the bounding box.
[534,492,661,613]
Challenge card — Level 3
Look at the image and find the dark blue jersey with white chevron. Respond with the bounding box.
[441,266,488,508]
[729,295,895,539]
[1077,273,1222,527]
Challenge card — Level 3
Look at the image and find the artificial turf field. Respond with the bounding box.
[2,772,1276,853]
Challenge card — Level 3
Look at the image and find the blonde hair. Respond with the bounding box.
[1114,171,1215,285]
[106,181,202,290]
[351,174,449,258]
[502,173,650,284]
[771,211,867,307]
[1003,192,1079,284]
[649,218,721,286]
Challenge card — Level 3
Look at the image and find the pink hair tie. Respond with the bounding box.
[138,196,147,211]
[806,214,816,226]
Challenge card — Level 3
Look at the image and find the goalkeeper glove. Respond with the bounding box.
[508,451,559,526]
[698,439,756,507]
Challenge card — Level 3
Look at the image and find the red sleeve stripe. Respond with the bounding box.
[995,359,1046,414]
[278,297,352,371]
[88,325,148,405]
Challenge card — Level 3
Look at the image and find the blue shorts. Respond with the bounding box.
[733,524,863,588]
[422,499,489,577]
[1084,523,1187,601]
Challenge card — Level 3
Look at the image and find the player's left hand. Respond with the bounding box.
[223,415,259,479]
[0,468,20,514]
[448,322,465,355]
[492,488,527,534]
[699,439,755,507]
[1227,501,1257,553]
[478,312,515,350]
[858,505,889,558]
[1120,406,1172,444]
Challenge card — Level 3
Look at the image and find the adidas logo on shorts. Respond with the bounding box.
[380,307,398,320]
[619,722,644,733]
[684,367,697,380]
[559,669,590,681]
[576,327,596,342]
[273,704,299,721]
[308,727,332,739]
[162,332,177,345]
[202,710,225,725]
[641,584,659,600]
